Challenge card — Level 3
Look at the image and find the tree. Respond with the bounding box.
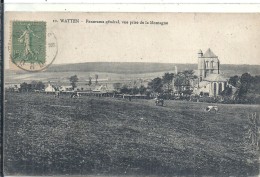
[174,70,197,93]
[236,73,253,98]
[224,73,260,103]
[69,75,79,90]
[95,74,98,84]
[120,85,130,94]
[148,77,163,93]
[30,81,45,91]
[36,81,45,90]
[230,73,260,102]
[88,77,92,86]
[174,72,187,92]
[139,85,147,95]
[30,81,38,90]
[240,73,253,89]
[220,86,232,96]
[182,70,197,83]
[229,75,240,87]
[132,86,139,95]
[252,75,260,94]
[20,82,32,92]
[20,82,28,92]
[162,72,174,93]
[113,83,122,92]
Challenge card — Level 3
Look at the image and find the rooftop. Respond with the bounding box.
[202,48,218,58]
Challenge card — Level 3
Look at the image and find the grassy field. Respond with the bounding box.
[4,92,260,176]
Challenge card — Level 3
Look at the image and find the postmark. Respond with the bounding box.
[10,21,57,71]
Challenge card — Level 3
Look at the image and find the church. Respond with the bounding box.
[194,48,228,97]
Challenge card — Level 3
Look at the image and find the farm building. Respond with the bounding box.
[45,83,55,92]
[194,49,228,97]
[93,84,114,93]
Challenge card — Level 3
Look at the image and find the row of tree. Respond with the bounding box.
[89,74,99,85]
[69,74,99,89]
[147,70,196,94]
[119,85,147,95]
[20,81,45,92]
[112,70,196,96]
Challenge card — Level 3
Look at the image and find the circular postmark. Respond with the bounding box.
[10,21,58,72]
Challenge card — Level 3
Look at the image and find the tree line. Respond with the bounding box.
[147,70,196,94]
[19,81,45,92]
[114,70,196,97]
[221,73,260,104]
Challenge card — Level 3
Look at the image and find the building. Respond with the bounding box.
[92,84,114,93]
[198,48,220,81]
[195,48,228,97]
[45,83,55,92]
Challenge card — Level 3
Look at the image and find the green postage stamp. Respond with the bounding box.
[11,21,47,70]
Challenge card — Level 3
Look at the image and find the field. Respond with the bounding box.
[4,92,260,176]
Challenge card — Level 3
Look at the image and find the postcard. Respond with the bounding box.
[3,10,260,176]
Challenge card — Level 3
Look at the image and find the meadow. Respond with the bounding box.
[4,92,260,176]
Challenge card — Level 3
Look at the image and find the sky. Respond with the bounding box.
[5,12,260,67]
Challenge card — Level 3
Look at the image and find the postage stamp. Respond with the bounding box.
[11,21,57,71]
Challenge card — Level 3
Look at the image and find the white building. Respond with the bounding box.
[93,85,110,93]
[45,83,55,92]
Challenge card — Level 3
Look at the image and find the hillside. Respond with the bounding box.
[4,92,259,176]
[47,62,195,74]
[47,62,260,76]
[8,62,260,75]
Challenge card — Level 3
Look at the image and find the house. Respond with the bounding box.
[194,49,228,97]
[45,83,55,92]
[93,84,110,93]
[92,84,115,93]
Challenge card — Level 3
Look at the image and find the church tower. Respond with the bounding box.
[197,48,219,81]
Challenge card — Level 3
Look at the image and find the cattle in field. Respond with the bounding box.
[205,106,219,113]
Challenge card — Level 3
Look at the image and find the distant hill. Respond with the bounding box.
[46,62,196,74]
[33,62,260,75]
[46,62,260,76]
[5,62,260,84]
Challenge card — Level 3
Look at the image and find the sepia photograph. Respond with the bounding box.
[3,11,260,176]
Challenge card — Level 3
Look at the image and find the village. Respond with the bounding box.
[4,49,260,176]
[5,48,260,104]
